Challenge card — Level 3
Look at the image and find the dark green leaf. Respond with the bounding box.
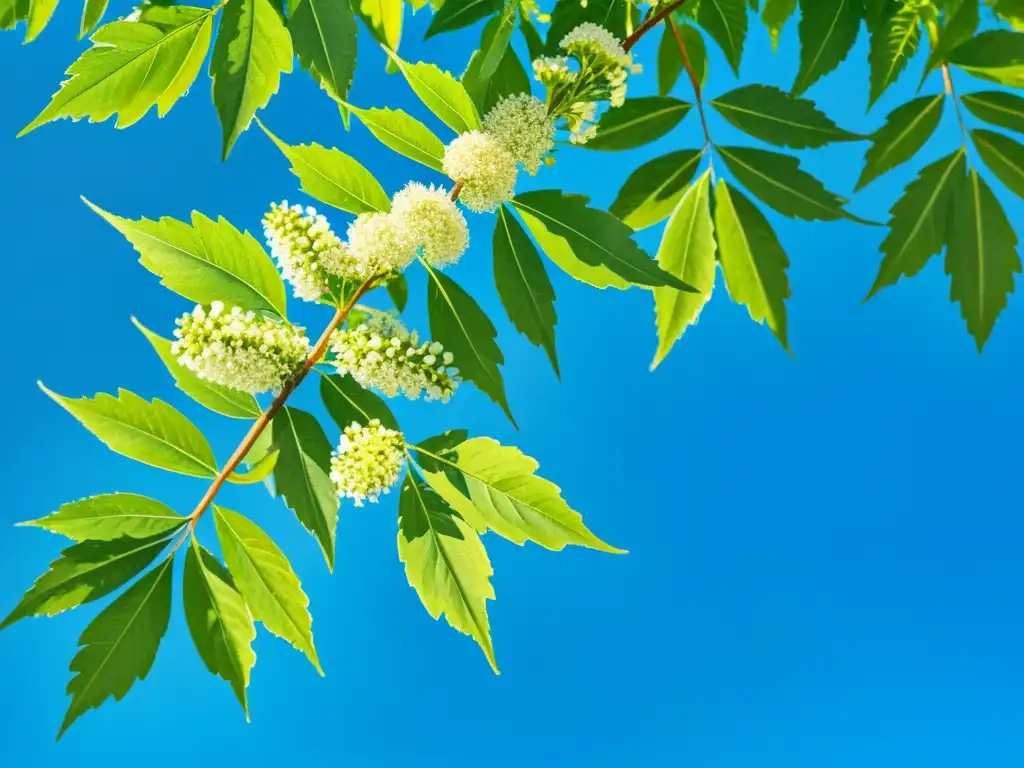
[609,149,703,231]
[19,494,184,542]
[426,0,502,37]
[972,128,1024,200]
[792,0,863,96]
[921,0,978,83]
[697,0,748,76]
[321,373,399,431]
[583,96,691,151]
[290,0,357,103]
[658,22,706,95]
[867,2,922,107]
[544,0,629,53]
[345,104,446,172]
[856,95,943,191]
[80,0,109,38]
[949,30,1024,86]
[463,9,517,110]
[1,0,30,34]
[992,0,1024,30]
[386,273,409,312]
[475,43,531,114]
[519,7,544,59]
[762,0,797,49]
[411,430,469,474]
[961,90,1024,136]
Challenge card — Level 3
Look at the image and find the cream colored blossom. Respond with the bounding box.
[346,212,418,275]
[262,202,348,301]
[330,420,405,506]
[442,131,519,213]
[482,94,555,175]
[390,182,469,268]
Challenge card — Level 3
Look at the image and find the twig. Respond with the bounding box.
[668,15,711,150]
[624,0,692,52]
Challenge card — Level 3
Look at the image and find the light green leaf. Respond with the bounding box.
[19,494,185,542]
[388,52,481,134]
[921,0,977,84]
[714,180,790,350]
[345,104,445,172]
[425,266,516,425]
[213,506,322,673]
[493,207,559,377]
[289,0,357,103]
[260,121,390,214]
[856,95,943,191]
[697,0,748,76]
[972,128,1024,201]
[80,0,109,39]
[227,448,280,485]
[792,0,862,96]
[462,8,517,110]
[211,0,293,159]
[652,171,717,368]
[356,0,402,49]
[762,0,797,49]
[184,540,256,720]
[709,84,860,149]
[41,385,218,478]
[427,0,502,37]
[609,149,703,231]
[24,0,57,42]
[867,149,965,299]
[398,469,498,672]
[962,91,1024,136]
[949,30,1024,86]
[270,408,339,570]
[321,373,400,432]
[19,5,215,135]
[86,200,287,317]
[1,534,171,630]
[59,556,173,738]
[132,318,261,419]
[945,168,1021,350]
[583,96,691,151]
[867,1,922,107]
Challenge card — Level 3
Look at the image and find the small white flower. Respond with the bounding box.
[390,182,469,269]
[482,94,555,176]
[560,22,630,68]
[347,212,419,275]
[442,131,519,213]
[263,201,351,301]
[533,55,575,87]
[330,419,406,506]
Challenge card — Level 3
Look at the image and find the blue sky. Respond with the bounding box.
[2,4,1024,766]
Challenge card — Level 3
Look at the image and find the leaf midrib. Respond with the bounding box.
[718,147,839,217]
[797,0,846,92]
[711,97,845,142]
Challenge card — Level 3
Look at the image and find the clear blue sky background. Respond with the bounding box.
[2,4,1023,766]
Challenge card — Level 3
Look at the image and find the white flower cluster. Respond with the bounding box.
[442,131,519,213]
[171,301,310,394]
[331,315,459,402]
[560,22,631,69]
[533,56,574,88]
[346,211,418,276]
[391,183,469,268]
[330,419,406,506]
[482,94,556,176]
[263,202,352,301]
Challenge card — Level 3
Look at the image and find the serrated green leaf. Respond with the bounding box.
[609,149,703,231]
[658,22,706,95]
[410,430,471,498]
[710,84,860,148]
[398,469,498,672]
[493,207,559,377]
[462,8,516,110]
[583,96,691,151]
[921,0,978,84]
[697,0,748,76]
[345,104,445,172]
[59,556,173,739]
[184,541,256,720]
[792,0,862,96]
[512,190,697,290]
[80,0,109,38]
[867,1,922,107]
[714,180,790,350]
[1,534,171,631]
[544,0,629,53]
[40,385,218,478]
[19,494,184,542]
[425,266,516,425]
[19,6,214,136]
[389,52,481,133]
[259,122,390,214]
[717,146,858,222]
[271,408,339,570]
[86,200,287,317]
[213,506,322,673]
[867,149,966,299]
[972,128,1024,200]
[0,0,30,34]
[962,90,1024,135]
[132,318,261,419]
[945,168,1021,350]
[24,0,56,42]
[427,0,502,37]
[211,0,293,159]
[949,30,1024,86]
[472,40,531,114]
[356,0,402,49]
[762,0,797,49]
[289,0,357,103]
[321,372,400,431]
[652,171,717,368]
[856,95,943,191]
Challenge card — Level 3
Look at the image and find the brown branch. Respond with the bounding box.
[624,0,692,52]
[668,15,711,148]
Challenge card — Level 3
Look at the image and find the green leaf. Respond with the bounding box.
[716,146,859,222]
[962,91,1024,136]
[355,0,402,50]
[709,84,860,149]
[388,52,481,134]
[1,534,170,630]
[921,0,978,83]
[511,190,698,290]
[945,168,1021,350]
[132,318,261,419]
[59,556,173,738]
[260,122,390,214]
[398,469,498,672]
[80,0,109,39]
[227,448,280,485]
[583,96,691,151]
[472,41,531,114]
[86,200,287,317]
[19,6,215,136]
[658,23,706,95]
[40,385,218,478]
[651,171,717,368]
[762,0,797,49]
[609,149,703,231]
[493,207,559,377]
[714,180,790,350]
[345,104,445,172]
[425,266,516,425]
[211,0,293,160]
[213,506,322,673]
[270,408,339,569]
[183,541,256,720]
[949,30,1024,86]
[993,0,1024,31]
[792,0,862,96]
[519,7,544,60]
[23,0,56,42]
[19,494,184,542]
[417,437,624,553]
[387,273,409,313]
[289,0,357,103]
[856,95,943,191]
[1,0,30,34]
[697,0,748,76]
[867,1,922,107]
[410,430,470,496]
[462,8,517,110]
[426,0,502,37]
[321,372,400,431]
[544,0,629,54]
[972,128,1024,201]
[867,149,965,299]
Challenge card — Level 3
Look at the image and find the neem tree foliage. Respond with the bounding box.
[2,0,1021,739]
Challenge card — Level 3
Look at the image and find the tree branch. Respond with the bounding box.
[624,0,692,52]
